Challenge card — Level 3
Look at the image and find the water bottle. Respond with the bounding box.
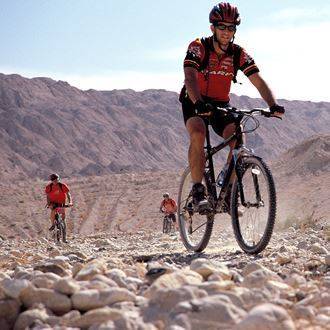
[216,164,229,187]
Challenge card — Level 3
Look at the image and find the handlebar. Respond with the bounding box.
[214,106,282,120]
[46,204,72,209]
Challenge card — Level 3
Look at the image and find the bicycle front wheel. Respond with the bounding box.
[177,167,214,252]
[162,217,167,234]
[231,156,276,254]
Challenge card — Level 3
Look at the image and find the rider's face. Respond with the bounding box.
[211,23,236,45]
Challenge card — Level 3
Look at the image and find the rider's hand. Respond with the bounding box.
[68,202,73,207]
[194,100,214,116]
[269,104,285,117]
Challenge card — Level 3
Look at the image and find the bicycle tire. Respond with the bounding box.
[177,167,214,252]
[231,156,276,254]
[162,217,167,234]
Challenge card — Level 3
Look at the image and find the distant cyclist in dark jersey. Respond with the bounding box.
[180,2,285,212]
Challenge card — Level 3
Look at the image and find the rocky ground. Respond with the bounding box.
[0,223,329,330]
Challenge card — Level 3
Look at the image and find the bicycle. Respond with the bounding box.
[178,107,281,254]
[162,214,175,234]
[48,204,71,243]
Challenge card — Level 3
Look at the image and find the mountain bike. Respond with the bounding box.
[162,214,175,234]
[178,107,281,254]
[49,204,70,243]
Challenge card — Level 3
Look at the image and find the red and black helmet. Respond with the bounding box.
[209,2,241,26]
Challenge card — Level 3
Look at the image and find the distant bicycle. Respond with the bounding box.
[178,107,281,254]
[48,204,70,243]
[161,212,175,234]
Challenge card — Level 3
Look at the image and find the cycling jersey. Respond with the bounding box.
[184,36,259,102]
[45,183,69,204]
[160,198,177,214]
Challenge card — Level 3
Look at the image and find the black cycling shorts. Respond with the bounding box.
[181,95,236,137]
[168,213,176,222]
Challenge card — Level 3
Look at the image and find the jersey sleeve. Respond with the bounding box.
[183,39,206,71]
[239,48,259,77]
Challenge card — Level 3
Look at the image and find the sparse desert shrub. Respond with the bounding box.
[277,211,325,231]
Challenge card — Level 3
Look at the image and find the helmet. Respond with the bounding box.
[49,173,60,181]
[163,192,170,198]
[209,2,241,26]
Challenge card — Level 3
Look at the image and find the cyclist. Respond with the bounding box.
[159,193,178,231]
[45,173,72,242]
[180,2,285,213]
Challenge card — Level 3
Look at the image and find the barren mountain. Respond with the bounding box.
[0,135,329,242]
[0,73,329,181]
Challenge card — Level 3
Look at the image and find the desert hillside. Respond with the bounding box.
[0,134,329,241]
[1,73,329,180]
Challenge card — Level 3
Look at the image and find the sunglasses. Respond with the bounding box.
[215,23,236,32]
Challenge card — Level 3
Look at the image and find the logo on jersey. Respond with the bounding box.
[188,45,202,58]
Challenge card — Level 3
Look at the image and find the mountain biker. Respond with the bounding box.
[159,192,178,231]
[180,2,285,213]
[45,173,72,242]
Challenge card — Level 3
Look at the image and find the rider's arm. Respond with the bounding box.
[66,192,72,205]
[248,72,276,107]
[184,67,202,104]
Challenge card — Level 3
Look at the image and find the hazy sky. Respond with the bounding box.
[1,1,329,102]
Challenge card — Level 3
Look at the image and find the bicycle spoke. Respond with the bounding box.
[178,167,214,252]
[232,157,276,254]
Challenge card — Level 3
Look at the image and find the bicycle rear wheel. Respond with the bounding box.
[231,156,276,254]
[178,167,214,252]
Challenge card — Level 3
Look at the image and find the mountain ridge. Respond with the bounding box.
[0,73,329,181]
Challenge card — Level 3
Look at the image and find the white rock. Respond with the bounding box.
[20,284,72,314]
[14,307,49,330]
[67,306,124,328]
[310,243,328,255]
[144,270,203,299]
[1,278,30,299]
[324,254,330,266]
[71,288,135,311]
[190,258,226,279]
[236,303,295,330]
[242,269,281,289]
[172,294,246,329]
[75,259,107,280]
[54,277,80,295]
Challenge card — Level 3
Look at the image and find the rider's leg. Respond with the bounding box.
[186,117,206,183]
[49,209,56,231]
[186,117,209,210]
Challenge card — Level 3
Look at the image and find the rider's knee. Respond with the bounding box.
[190,130,205,145]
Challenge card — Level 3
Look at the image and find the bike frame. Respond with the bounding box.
[203,114,255,211]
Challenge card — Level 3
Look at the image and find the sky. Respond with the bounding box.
[1,0,329,102]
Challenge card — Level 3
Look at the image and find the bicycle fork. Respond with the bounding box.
[232,147,263,208]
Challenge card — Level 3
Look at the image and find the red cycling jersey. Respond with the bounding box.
[184,37,259,102]
[160,198,177,215]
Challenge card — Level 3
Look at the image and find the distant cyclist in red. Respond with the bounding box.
[160,193,178,231]
[45,173,72,240]
[180,2,285,213]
